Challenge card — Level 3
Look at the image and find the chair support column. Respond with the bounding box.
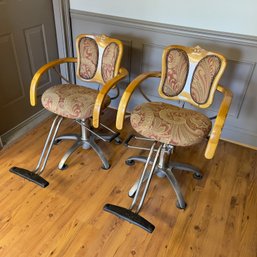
[80,119,91,149]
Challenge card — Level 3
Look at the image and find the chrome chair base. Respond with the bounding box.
[104,137,202,232]
[55,118,121,170]
[56,134,111,170]
[126,149,202,209]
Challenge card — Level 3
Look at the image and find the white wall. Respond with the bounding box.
[70,0,257,36]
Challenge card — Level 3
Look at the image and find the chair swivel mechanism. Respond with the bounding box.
[10,34,128,188]
[104,45,232,232]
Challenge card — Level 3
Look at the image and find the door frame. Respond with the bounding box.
[53,0,75,83]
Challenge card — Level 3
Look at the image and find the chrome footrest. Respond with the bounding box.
[9,115,63,188]
[124,134,158,151]
[76,120,120,143]
[104,143,162,233]
[103,204,155,233]
[9,167,49,188]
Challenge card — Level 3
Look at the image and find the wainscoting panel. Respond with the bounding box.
[70,10,257,148]
[24,24,51,91]
[0,33,25,107]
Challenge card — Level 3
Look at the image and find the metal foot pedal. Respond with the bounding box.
[76,120,120,143]
[104,204,155,233]
[10,167,49,188]
[104,142,163,233]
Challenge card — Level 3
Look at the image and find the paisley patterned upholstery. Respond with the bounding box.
[162,49,189,97]
[78,38,119,83]
[101,42,119,82]
[130,102,212,146]
[78,37,99,80]
[42,84,111,119]
[191,55,221,104]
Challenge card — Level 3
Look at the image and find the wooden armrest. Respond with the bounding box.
[116,71,161,130]
[92,67,128,128]
[204,85,233,159]
[30,57,77,106]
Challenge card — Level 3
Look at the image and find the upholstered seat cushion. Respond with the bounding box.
[42,84,111,119]
[130,102,212,146]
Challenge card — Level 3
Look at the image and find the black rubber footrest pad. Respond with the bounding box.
[9,167,49,188]
[103,203,155,233]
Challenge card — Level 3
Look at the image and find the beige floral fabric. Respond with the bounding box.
[191,55,221,104]
[131,102,212,146]
[42,84,111,119]
[162,49,189,97]
[78,37,98,79]
[101,42,119,82]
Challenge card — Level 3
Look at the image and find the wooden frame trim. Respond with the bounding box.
[158,45,227,109]
[30,57,77,106]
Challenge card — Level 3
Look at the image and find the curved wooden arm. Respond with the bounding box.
[205,85,233,159]
[116,71,161,130]
[30,57,77,106]
[92,67,128,128]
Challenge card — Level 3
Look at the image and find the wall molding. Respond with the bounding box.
[70,10,257,47]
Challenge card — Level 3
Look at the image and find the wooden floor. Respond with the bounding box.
[0,109,256,257]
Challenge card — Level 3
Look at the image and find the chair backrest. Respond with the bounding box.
[76,34,123,85]
[158,45,226,108]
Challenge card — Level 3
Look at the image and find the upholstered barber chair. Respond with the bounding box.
[10,34,128,188]
[104,45,232,232]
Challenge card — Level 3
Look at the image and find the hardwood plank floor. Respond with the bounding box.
[0,109,256,257]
